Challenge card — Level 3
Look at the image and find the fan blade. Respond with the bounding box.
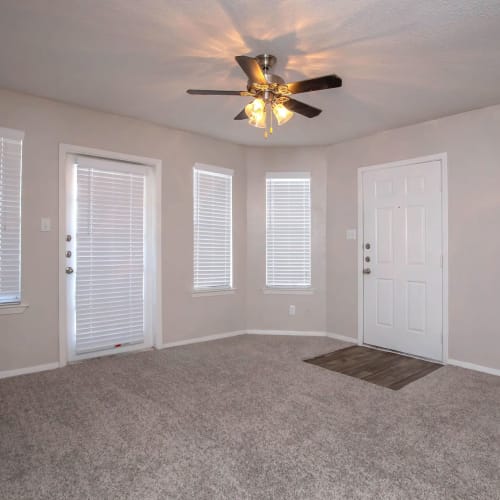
[235,55,267,84]
[187,89,245,95]
[234,109,248,120]
[284,99,322,118]
[286,74,342,94]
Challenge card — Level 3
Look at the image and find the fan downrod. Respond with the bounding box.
[254,54,284,86]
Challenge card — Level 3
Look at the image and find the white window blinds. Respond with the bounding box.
[0,128,23,304]
[75,158,146,354]
[266,173,311,288]
[193,165,233,290]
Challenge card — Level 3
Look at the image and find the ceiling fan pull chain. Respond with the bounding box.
[269,103,274,135]
[264,102,269,139]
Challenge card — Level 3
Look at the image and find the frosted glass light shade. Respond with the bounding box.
[272,103,294,125]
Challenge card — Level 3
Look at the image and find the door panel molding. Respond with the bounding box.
[357,153,448,362]
[58,144,163,366]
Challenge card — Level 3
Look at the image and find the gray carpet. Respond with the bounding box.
[1,335,499,500]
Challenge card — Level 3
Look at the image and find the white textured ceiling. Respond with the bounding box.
[1,0,500,146]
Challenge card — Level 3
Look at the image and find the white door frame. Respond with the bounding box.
[357,153,449,362]
[58,144,163,366]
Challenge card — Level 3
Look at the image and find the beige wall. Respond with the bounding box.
[245,147,327,332]
[1,87,499,374]
[0,88,246,372]
[326,104,500,371]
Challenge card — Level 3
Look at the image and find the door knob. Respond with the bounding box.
[65,266,74,275]
[363,268,371,274]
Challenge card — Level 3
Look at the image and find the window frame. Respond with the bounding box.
[265,171,312,291]
[0,127,24,310]
[192,163,234,294]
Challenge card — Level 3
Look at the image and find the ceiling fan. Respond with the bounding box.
[187,54,342,138]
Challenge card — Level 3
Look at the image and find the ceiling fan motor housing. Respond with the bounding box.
[248,54,285,93]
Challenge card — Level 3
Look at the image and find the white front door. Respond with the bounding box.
[64,154,153,361]
[362,159,444,361]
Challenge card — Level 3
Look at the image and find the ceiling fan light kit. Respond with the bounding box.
[244,97,294,137]
[187,54,342,139]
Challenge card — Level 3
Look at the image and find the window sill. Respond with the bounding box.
[192,288,237,297]
[262,288,315,295]
[0,303,29,315]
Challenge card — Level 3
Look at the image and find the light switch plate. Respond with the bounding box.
[41,217,51,232]
[346,229,357,240]
[289,305,296,316]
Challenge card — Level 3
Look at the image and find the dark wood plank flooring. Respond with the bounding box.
[304,345,442,390]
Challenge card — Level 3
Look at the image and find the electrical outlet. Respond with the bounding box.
[289,305,296,316]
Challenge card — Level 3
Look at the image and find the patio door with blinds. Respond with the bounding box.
[65,155,153,361]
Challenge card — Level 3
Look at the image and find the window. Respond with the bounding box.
[193,165,233,291]
[0,128,23,305]
[266,172,311,289]
[73,156,150,355]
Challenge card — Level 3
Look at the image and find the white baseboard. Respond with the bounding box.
[159,330,246,349]
[247,329,356,344]
[246,329,326,337]
[325,332,358,343]
[0,361,60,380]
[160,329,355,350]
[447,358,500,377]
[2,334,497,380]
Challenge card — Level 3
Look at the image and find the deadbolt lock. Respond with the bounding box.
[65,267,74,275]
[365,243,371,250]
